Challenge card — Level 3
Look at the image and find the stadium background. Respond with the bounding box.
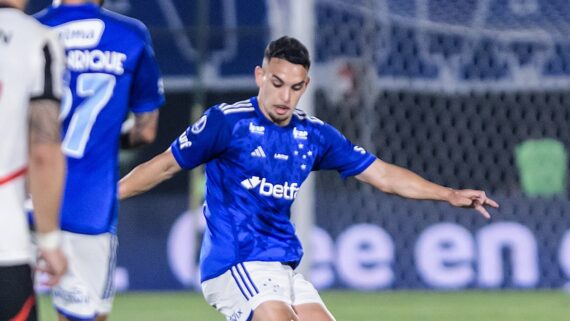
[26,0,570,292]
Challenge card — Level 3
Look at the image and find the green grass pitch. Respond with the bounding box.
[38,290,569,321]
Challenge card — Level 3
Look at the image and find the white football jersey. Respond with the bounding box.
[0,6,64,265]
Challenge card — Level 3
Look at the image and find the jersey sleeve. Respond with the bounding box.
[30,29,65,102]
[314,123,376,178]
[129,27,165,113]
[170,107,231,170]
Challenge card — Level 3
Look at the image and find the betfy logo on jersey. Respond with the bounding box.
[241,176,299,200]
[293,127,308,140]
[249,122,265,135]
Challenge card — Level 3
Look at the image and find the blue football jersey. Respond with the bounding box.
[171,97,376,281]
[35,4,165,234]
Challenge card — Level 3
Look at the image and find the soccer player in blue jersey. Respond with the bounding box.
[119,36,498,321]
[34,1,165,320]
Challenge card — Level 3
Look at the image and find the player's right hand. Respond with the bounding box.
[37,248,68,287]
[448,189,499,219]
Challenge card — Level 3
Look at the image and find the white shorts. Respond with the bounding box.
[52,232,117,320]
[201,261,325,321]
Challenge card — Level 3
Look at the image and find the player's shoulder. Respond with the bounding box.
[32,3,62,23]
[211,98,257,120]
[33,6,51,21]
[8,9,44,31]
[9,10,54,43]
[292,108,344,142]
[99,8,150,39]
[34,5,149,40]
[292,108,326,127]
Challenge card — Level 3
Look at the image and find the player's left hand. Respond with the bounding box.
[36,248,68,287]
[448,189,499,219]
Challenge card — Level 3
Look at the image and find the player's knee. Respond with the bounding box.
[294,303,336,321]
[95,314,109,321]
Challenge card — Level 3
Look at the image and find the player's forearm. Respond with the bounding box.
[119,149,180,200]
[357,159,453,202]
[118,164,161,200]
[29,144,65,233]
[121,111,159,149]
[383,166,453,201]
[28,99,65,234]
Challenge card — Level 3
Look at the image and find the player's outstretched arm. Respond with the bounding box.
[28,98,67,286]
[119,148,182,200]
[355,159,499,219]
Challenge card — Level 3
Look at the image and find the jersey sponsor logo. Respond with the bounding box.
[55,19,104,48]
[191,115,207,134]
[249,122,265,135]
[293,127,308,140]
[241,176,300,200]
[250,146,266,158]
[0,29,12,44]
[178,131,192,149]
[274,153,289,160]
[66,49,127,74]
[354,146,366,155]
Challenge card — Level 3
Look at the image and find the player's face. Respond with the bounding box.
[255,58,310,126]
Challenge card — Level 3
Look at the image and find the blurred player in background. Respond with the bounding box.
[34,0,165,320]
[0,0,67,319]
[118,36,498,321]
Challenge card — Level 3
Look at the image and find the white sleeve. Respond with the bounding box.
[31,29,65,101]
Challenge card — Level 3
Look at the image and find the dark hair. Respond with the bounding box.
[264,36,311,70]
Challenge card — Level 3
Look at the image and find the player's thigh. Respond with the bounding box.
[252,300,299,321]
[291,272,335,321]
[294,303,335,321]
[53,232,117,320]
[201,261,296,321]
[0,264,38,321]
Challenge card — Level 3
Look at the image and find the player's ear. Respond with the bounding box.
[254,66,264,87]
